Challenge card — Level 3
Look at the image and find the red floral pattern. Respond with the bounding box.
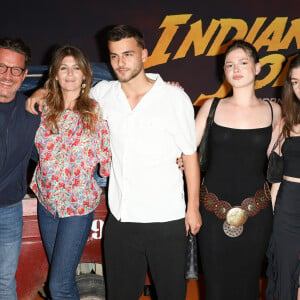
[30,101,111,217]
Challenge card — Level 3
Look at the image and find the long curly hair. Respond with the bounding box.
[45,45,96,133]
[282,54,300,138]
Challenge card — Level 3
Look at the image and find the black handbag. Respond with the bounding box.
[267,134,284,184]
[199,98,220,173]
[185,231,198,280]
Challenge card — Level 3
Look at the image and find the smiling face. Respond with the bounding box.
[290,66,300,101]
[0,48,27,103]
[224,48,260,89]
[55,55,84,95]
[108,37,147,83]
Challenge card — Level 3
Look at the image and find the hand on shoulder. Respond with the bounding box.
[25,88,47,115]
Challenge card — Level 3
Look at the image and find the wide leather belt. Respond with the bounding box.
[200,182,271,237]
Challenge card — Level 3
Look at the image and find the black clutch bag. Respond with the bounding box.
[185,232,198,280]
[267,134,284,184]
[267,151,284,183]
[199,98,220,173]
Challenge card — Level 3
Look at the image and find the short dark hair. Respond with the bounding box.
[0,37,31,68]
[225,40,259,64]
[107,25,145,49]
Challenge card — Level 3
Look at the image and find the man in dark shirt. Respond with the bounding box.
[0,38,40,300]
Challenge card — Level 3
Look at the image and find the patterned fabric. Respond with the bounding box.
[30,101,111,217]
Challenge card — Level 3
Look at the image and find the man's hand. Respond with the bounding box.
[182,152,201,235]
[25,88,48,114]
[185,208,202,235]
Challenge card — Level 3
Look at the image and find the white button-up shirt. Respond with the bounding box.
[90,74,196,222]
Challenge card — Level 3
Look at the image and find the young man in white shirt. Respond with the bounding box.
[91,25,201,300]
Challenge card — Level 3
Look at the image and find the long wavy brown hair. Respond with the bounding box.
[282,54,300,138]
[45,45,96,133]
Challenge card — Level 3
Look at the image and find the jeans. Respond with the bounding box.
[38,202,94,300]
[0,202,23,300]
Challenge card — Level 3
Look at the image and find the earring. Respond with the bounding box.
[81,80,86,94]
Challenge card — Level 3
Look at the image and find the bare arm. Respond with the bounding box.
[270,182,281,211]
[195,98,214,146]
[182,151,202,235]
[267,102,282,156]
[25,88,48,114]
[176,98,214,169]
[268,110,284,211]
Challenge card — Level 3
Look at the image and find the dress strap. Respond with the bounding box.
[265,100,273,125]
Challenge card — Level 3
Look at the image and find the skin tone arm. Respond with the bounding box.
[195,98,214,146]
[25,88,48,114]
[268,118,284,210]
[177,98,213,170]
[181,99,214,234]
[27,83,183,115]
[183,151,202,235]
[270,182,281,210]
[266,102,282,156]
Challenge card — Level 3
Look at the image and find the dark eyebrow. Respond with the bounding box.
[110,51,135,55]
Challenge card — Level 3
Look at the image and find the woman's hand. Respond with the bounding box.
[167,81,184,90]
[176,155,184,171]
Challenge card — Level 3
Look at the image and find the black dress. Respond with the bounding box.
[267,137,300,300]
[198,120,273,300]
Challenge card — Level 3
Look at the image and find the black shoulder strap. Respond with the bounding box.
[207,98,220,126]
[265,100,273,124]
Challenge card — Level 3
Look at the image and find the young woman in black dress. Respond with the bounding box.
[267,54,300,300]
[195,40,281,300]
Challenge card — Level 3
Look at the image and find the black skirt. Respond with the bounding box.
[267,180,300,300]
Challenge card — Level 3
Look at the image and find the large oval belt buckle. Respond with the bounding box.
[223,207,248,238]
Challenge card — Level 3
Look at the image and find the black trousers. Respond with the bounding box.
[103,214,187,300]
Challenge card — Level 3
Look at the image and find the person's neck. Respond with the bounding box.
[62,91,80,110]
[121,73,155,110]
[231,87,259,106]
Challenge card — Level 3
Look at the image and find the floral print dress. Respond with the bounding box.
[30,101,111,217]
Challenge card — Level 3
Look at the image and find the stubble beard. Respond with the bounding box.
[115,64,143,83]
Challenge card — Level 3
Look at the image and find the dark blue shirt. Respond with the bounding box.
[0,92,40,207]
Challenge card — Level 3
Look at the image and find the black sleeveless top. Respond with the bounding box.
[204,100,273,206]
[199,100,274,300]
[282,137,300,178]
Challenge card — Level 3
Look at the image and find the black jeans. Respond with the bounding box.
[103,214,187,300]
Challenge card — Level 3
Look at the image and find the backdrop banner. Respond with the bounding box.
[2,0,299,104]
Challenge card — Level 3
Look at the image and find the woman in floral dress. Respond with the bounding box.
[30,45,111,300]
